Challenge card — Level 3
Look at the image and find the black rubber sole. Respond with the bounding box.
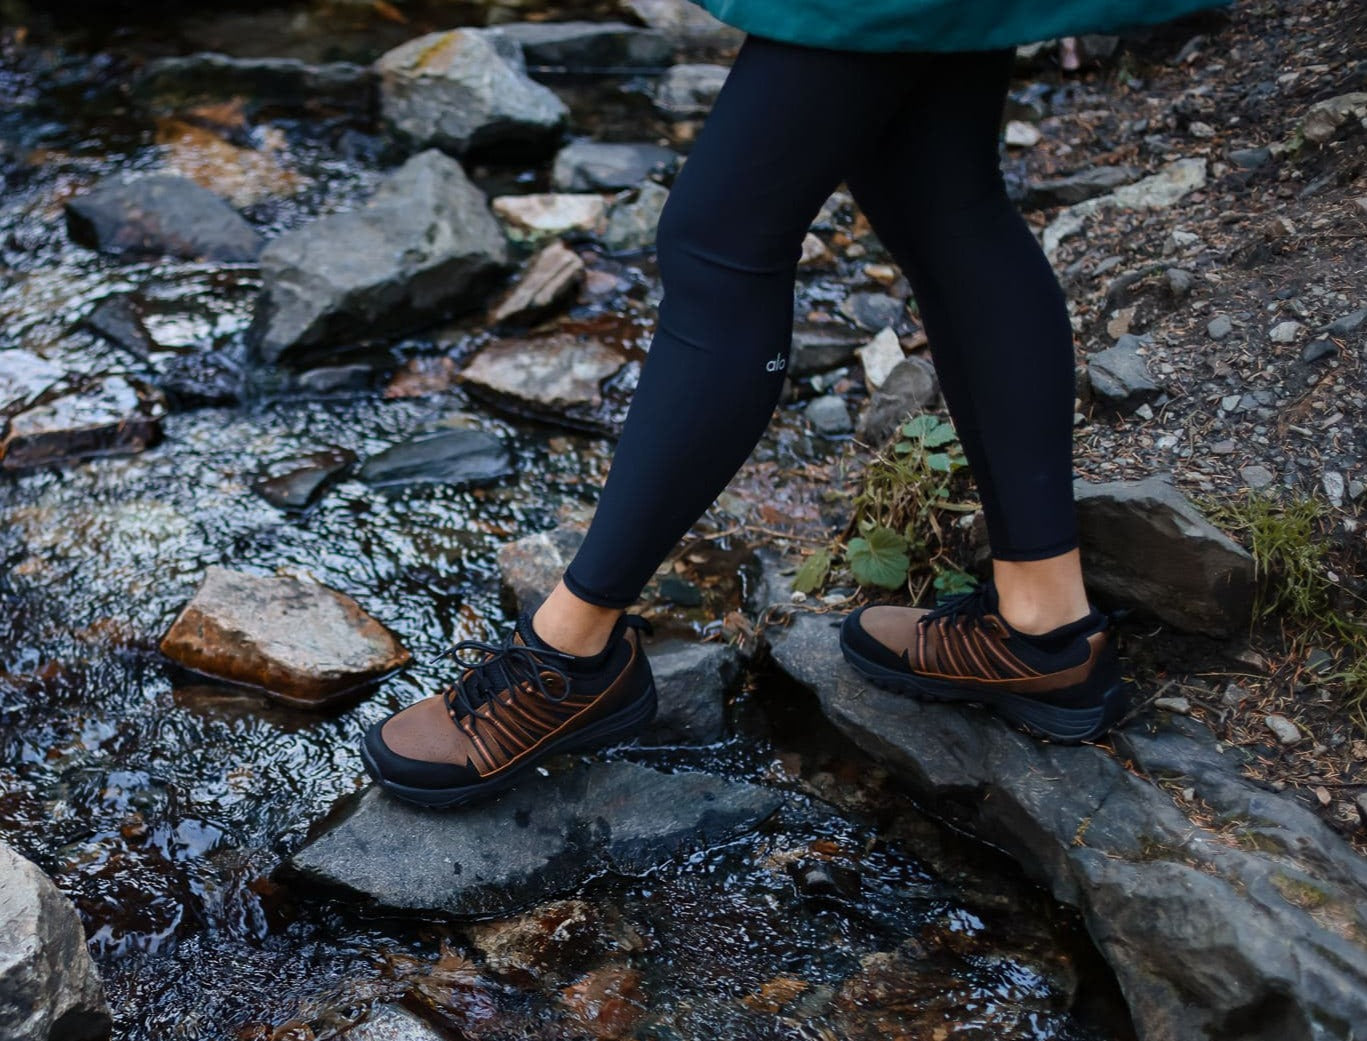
[361,683,658,809]
[839,631,1126,745]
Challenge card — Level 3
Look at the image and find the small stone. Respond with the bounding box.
[654,63,729,118]
[1210,439,1236,454]
[489,240,585,326]
[1241,464,1275,489]
[1264,714,1303,746]
[805,395,853,436]
[1154,695,1192,715]
[855,356,939,444]
[1133,402,1155,420]
[297,364,373,394]
[646,640,741,744]
[1322,307,1367,338]
[560,965,646,1040]
[1301,339,1337,362]
[1004,120,1042,147]
[1228,146,1271,169]
[253,448,357,512]
[855,327,905,390]
[1188,120,1216,138]
[83,294,155,359]
[601,182,669,252]
[1166,268,1195,295]
[1207,315,1234,340]
[798,232,833,268]
[1219,395,1241,412]
[1322,472,1346,505]
[840,291,909,333]
[1269,320,1305,343]
[1305,647,1335,675]
[1266,215,1297,240]
[159,566,411,706]
[492,193,607,244]
[1302,92,1367,145]
[551,139,679,192]
[358,428,514,490]
[461,332,624,421]
[376,28,568,155]
[1086,336,1162,411]
[494,21,674,69]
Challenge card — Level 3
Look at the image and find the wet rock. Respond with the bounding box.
[559,965,646,1040]
[253,448,357,512]
[805,395,852,436]
[654,63,729,118]
[135,53,374,114]
[1023,166,1141,209]
[1086,336,1162,411]
[83,294,154,359]
[468,899,606,985]
[342,1004,442,1041]
[288,761,784,916]
[154,351,243,409]
[855,355,939,445]
[297,363,374,395]
[1074,476,1254,637]
[788,325,863,376]
[767,614,1367,1041]
[159,566,410,706]
[491,193,606,244]
[489,241,585,327]
[1302,92,1367,145]
[0,349,64,413]
[1,375,165,471]
[495,22,673,69]
[254,150,509,364]
[552,140,679,192]
[358,428,514,490]
[461,333,623,430]
[384,356,459,399]
[602,182,669,252]
[855,327,904,390]
[645,639,740,744]
[839,291,909,334]
[376,29,568,156]
[153,118,304,210]
[65,174,263,262]
[0,840,111,1041]
[497,525,587,612]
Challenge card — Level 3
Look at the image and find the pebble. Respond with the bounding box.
[1264,714,1303,747]
[1166,268,1195,295]
[1240,464,1275,489]
[855,327,904,390]
[1004,120,1041,147]
[1207,314,1233,340]
[1269,321,1304,343]
[1322,307,1367,337]
[1228,146,1271,169]
[805,395,853,436]
[1154,695,1192,715]
[1210,439,1236,454]
[1322,472,1346,505]
[1301,339,1337,362]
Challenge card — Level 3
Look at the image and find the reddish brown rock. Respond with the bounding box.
[559,965,646,1040]
[488,240,585,327]
[159,566,410,706]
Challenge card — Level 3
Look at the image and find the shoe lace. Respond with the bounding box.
[920,583,990,630]
[428,631,574,724]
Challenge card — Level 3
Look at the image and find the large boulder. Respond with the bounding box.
[375,29,568,156]
[64,174,263,262]
[493,21,674,69]
[253,150,509,364]
[0,840,111,1041]
[766,612,1367,1041]
[159,566,411,707]
[288,762,784,916]
[1074,476,1255,637]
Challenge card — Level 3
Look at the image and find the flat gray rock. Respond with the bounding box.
[1075,475,1254,637]
[0,840,111,1041]
[494,21,674,69]
[461,333,624,429]
[65,174,263,262]
[376,29,567,156]
[766,612,1367,1041]
[289,762,783,916]
[1,374,165,471]
[358,428,513,490]
[645,639,741,744]
[254,150,509,364]
[1086,335,1162,410]
[552,140,679,191]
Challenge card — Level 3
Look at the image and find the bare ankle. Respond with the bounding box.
[531,581,623,657]
[991,551,1092,636]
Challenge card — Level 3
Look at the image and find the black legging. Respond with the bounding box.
[563,35,1078,609]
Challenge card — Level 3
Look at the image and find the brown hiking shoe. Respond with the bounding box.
[362,612,655,807]
[839,581,1126,743]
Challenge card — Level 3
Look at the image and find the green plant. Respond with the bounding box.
[1202,489,1367,723]
[794,414,980,598]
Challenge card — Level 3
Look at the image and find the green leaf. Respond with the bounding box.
[900,415,938,439]
[926,452,953,472]
[792,549,832,594]
[847,526,911,589]
[933,568,978,597]
[921,422,957,448]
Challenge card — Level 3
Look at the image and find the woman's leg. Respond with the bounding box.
[842,48,1089,633]
[538,35,925,655]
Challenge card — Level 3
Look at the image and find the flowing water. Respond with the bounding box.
[0,5,1132,1038]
